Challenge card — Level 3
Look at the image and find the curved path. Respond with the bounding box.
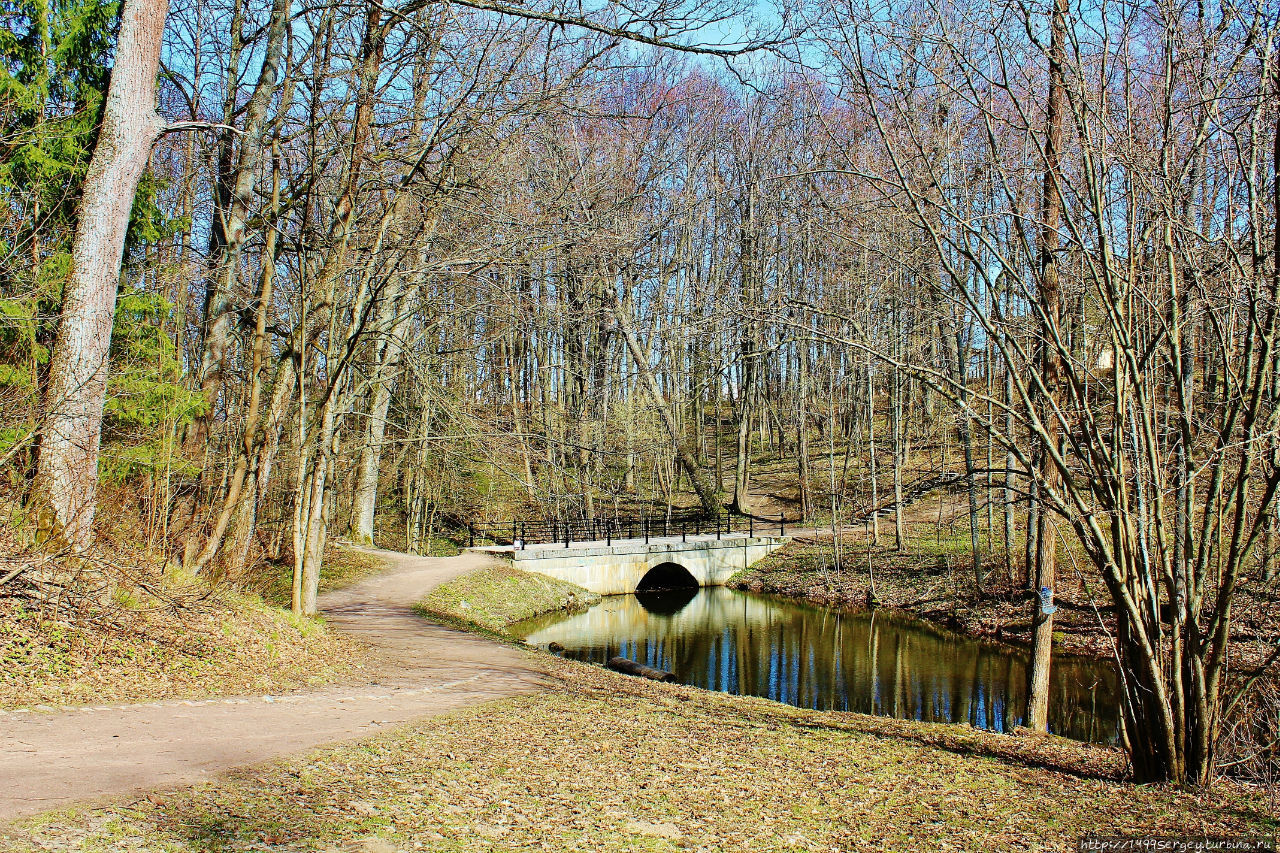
[0,549,545,821]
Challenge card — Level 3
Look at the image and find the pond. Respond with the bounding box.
[512,585,1120,744]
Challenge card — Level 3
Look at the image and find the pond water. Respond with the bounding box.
[512,585,1120,744]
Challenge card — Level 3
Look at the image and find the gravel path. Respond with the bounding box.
[0,548,545,821]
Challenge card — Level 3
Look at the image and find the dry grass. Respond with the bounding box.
[3,560,1275,851]
[2,660,1274,852]
[0,579,365,711]
[251,541,388,609]
[0,527,372,710]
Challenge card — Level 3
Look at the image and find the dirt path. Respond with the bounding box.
[0,548,545,822]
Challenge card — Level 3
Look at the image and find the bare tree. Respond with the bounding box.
[1025,0,1069,734]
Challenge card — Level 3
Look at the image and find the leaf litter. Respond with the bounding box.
[2,658,1274,852]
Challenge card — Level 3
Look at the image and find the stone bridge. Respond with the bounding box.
[474,532,789,595]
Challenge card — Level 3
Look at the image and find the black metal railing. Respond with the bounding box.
[466,509,788,549]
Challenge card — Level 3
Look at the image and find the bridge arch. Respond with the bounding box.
[635,561,698,592]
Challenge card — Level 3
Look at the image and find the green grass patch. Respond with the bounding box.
[415,563,600,633]
[408,534,463,557]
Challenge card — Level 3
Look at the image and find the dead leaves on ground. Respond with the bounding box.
[4,660,1274,853]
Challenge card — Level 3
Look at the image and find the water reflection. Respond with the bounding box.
[514,586,1120,744]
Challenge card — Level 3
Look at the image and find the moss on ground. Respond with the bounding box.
[3,660,1274,852]
[415,563,600,633]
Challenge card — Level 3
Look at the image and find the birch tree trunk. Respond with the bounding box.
[34,0,169,548]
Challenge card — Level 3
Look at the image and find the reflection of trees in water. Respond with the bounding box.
[519,587,1120,743]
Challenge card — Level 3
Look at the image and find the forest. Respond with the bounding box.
[1,0,1278,801]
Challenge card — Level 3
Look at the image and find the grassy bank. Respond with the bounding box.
[416,562,600,633]
[736,535,1280,666]
[4,660,1274,852]
[4,562,1275,850]
[0,541,375,710]
[732,536,1118,657]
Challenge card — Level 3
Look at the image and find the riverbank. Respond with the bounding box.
[5,560,1275,850]
[730,537,1118,658]
[732,537,1280,666]
[4,656,1274,852]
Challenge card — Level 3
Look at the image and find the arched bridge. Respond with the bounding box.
[467,515,790,595]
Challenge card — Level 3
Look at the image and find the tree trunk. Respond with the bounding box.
[1003,358,1017,583]
[350,280,408,544]
[1025,0,1068,733]
[732,179,759,516]
[796,343,813,521]
[732,364,755,514]
[196,0,291,424]
[865,348,878,545]
[892,304,906,550]
[299,392,338,616]
[33,0,169,548]
[290,0,387,614]
[228,356,294,570]
[189,147,284,573]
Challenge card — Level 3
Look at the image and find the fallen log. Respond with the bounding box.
[607,656,677,683]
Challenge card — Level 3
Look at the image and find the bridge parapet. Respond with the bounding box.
[472,533,789,595]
